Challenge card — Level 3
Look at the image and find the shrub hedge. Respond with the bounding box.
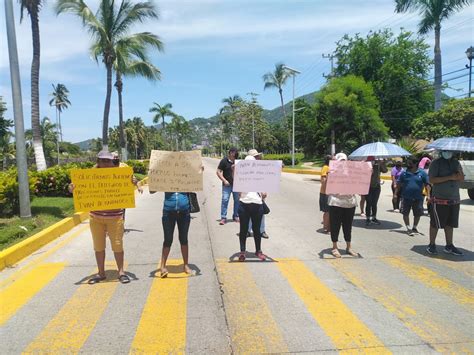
[0,169,36,216]
[263,153,303,166]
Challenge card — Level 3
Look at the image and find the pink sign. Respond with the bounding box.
[326,161,372,195]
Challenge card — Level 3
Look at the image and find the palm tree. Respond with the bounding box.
[149,102,174,134]
[113,32,163,160]
[49,83,71,142]
[263,63,291,118]
[221,95,242,113]
[220,95,242,146]
[167,115,189,151]
[395,0,470,110]
[56,0,159,150]
[19,0,47,170]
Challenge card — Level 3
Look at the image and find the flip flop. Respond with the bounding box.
[88,275,106,284]
[346,249,359,257]
[118,274,131,284]
[160,270,169,278]
[331,249,342,258]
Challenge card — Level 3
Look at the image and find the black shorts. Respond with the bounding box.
[400,198,424,217]
[430,203,460,229]
[319,193,329,212]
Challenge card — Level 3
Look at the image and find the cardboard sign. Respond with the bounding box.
[148,150,203,192]
[326,160,372,195]
[233,160,282,193]
[71,167,135,212]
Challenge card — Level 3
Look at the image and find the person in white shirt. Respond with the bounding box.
[237,149,267,262]
[328,153,359,258]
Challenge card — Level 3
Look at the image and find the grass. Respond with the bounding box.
[0,197,75,251]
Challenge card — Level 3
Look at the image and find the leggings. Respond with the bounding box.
[391,183,400,210]
[162,210,190,247]
[238,203,263,252]
[365,186,381,219]
[329,206,355,242]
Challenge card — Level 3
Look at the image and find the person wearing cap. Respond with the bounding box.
[237,149,267,261]
[365,156,388,226]
[327,153,358,257]
[391,160,404,212]
[68,150,134,284]
[217,147,240,225]
[427,151,464,256]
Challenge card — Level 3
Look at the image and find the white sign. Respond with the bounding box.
[233,160,282,193]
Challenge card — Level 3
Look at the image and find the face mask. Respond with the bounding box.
[441,151,453,159]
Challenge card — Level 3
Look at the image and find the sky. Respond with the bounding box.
[0,0,472,143]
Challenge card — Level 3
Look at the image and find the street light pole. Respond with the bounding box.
[283,66,301,167]
[466,46,473,98]
[5,0,31,218]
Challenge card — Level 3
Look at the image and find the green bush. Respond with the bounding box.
[0,169,36,216]
[263,153,301,166]
[33,165,72,197]
[126,160,149,174]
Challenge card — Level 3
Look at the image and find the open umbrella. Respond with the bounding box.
[349,142,411,159]
[425,137,474,152]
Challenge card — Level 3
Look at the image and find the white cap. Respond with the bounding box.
[335,152,348,161]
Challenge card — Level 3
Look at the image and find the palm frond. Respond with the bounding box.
[113,1,159,39]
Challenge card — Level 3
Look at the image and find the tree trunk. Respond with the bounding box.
[434,25,442,111]
[280,88,291,150]
[115,71,127,160]
[30,6,47,171]
[58,108,62,142]
[102,62,113,149]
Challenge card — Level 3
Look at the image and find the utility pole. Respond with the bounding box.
[466,46,473,98]
[282,66,301,167]
[323,53,336,156]
[5,0,31,218]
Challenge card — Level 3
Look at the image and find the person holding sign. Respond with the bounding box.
[365,156,388,226]
[69,150,136,284]
[237,149,267,262]
[327,153,359,258]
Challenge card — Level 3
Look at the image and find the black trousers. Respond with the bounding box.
[329,206,355,242]
[238,203,263,252]
[162,210,190,247]
[366,186,381,219]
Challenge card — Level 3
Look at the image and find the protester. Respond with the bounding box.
[158,192,194,277]
[365,156,388,226]
[427,151,464,256]
[327,153,358,258]
[391,160,403,212]
[68,150,133,284]
[319,155,332,233]
[397,157,430,236]
[237,149,267,261]
[217,148,240,225]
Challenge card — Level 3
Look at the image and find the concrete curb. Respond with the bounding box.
[0,212,89,271]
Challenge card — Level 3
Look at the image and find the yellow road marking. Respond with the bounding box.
[130,260,189,354]
[0,262,66,325]
[216,260,288,354]
[429,257,474,278]
[329,259,474,353]
[384,256,474,308]
[277,259,390,354]
[23,262,120,354]
[0,224,89,290]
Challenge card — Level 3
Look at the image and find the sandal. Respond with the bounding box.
[88,275,106,284]
[346,249,358,257]
[160,269,169,278]
[255,251,267,261]
[331,249,341,258]
[118,274,130,284]
[238,252,246,262]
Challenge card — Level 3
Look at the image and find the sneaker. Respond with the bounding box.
[365,219,372,226]
[394,209,400,213]
[426,244,438,255]
[408,229,416,236]
[238,252,246,262]
[233,217,240,223]
[255,251,267,261]
[261,232,269,239]
[219,218,226,225]
[411,227,419,234]
[371,218,381,225]
[444,245,463,256]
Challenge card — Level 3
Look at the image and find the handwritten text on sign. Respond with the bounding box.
[148,150,203,192]
[326,160,372,195]
[233,160,282,193]
[71,167,135,212]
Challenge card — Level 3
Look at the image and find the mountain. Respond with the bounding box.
[262,91,317,124]
[75,139,93,151]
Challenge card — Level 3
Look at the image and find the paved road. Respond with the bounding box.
[1,157,473,354]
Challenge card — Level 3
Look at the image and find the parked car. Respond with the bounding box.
[459,160,474,200]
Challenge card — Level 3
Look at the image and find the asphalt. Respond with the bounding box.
[1,157,473,354]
